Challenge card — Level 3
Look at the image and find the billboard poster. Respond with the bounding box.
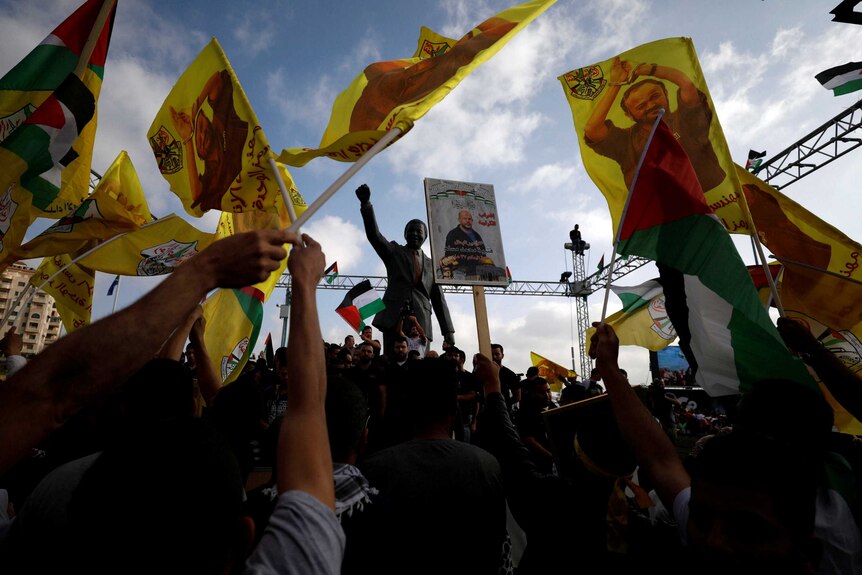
[424,178,508,286]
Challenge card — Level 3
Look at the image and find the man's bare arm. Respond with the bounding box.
[276,234,335,509]
[635,62,698,106]
[0,229,290,476]
[590,322,689,509]
[583,57,629,143]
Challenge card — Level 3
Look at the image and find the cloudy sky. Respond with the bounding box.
[2,0,861,383]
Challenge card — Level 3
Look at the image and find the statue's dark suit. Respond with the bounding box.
[359,202,454,347]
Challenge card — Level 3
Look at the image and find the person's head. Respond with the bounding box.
[408,349,421,362]
[425,350,439,359]
[406,357,458,432]
[194,105,219,161]
[334,347,353,369]
[490,343,504,365]
[68,417,250,574]
[457,210,473,230]
[122,359,196,424]
[590,368,602,382]
[408,321,420,337]
[403,219,427,250]
[184,343,197,369]
[392,336,409,363]
[326,376,369,464]
[357,342,375,365]
[361,325,373,340]
[443,345,461,365]
[523,377,551,409]
[620,79,669,124]
[685,431,821,574]
[525,366,539,379]
[344,334,355,349]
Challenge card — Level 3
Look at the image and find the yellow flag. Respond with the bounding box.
[203,165,307,384]
[279,0,556,167]
[558,37,746,237]
[5,151,151,267]
[737,165,862,278]
[0,0,116,219]
[148,38,280,217]
[0,185,35,271]
[31,254,94,332]
[530,351,577,393]
[586,279,676,352]
[76,214,215,276]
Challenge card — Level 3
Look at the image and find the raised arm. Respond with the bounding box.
[0,229,290,476]
[590,322,689,509]
[276,233,334,509]
[633,62,699,106]
[583,57,629,143]
[778,316,862,421]
[356,184,391,261]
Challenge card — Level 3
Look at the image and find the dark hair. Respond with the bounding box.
[326,376,369,462]
[407,358,458,425]
[526,366,539,378]
[491,343,503,353]
[392,336,408,346]
[68,417,245,573]
[403,219,427,236]
[122,359,195,424]
[274,346,288,367]
[620,79,668,118]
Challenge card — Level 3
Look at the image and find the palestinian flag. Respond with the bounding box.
[816,62,862,96]
[617,119,813,397]
[0,0,116,216]
[324,261,338,284]
[745,149,766,172]
[0,73,95,263]
[264,332,274,368]
[506,266,513,286]
[336,279,385,333]
[596,254,605,272]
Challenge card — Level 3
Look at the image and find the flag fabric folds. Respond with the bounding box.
[0,0,115,218]
[588,279,676,352]
[107,274,119,296]
[31,253,95,332]
[324,262,339,285]
[279,0,556,167]
[529,351,577,393]
[745,149,766,172]
[558,37,748,237]
[0,73,95,264]
[336,280,385,333]
[816,61,862,96]
[616,119,813,397]
[202,173,307,385]
[736,164,862,277]
[76,215,215,276]
[148,38,281,217]
[2,151,151,271]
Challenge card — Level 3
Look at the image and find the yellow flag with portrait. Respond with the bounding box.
[558,37,746,237]
[530,351,577,393]
[279,0,556,167]
[148,38,280,217]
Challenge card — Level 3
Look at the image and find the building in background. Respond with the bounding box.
[0,262,63,357]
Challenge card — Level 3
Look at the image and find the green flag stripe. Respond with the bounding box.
[358,299,385,318]
[834,78,862,96]
[620,215,771,333]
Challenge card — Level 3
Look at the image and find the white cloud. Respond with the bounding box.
[515,163,579,194]
[233,15,276,56]
[304,215,367,272]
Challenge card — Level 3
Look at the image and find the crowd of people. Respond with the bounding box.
[0,229,861,574]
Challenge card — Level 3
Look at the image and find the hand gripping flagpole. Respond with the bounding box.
[285,128,403,235]
[600,109,666,322]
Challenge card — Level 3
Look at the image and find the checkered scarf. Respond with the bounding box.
[333,462,378,520]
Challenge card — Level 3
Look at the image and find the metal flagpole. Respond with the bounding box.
[600,109,666,321]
